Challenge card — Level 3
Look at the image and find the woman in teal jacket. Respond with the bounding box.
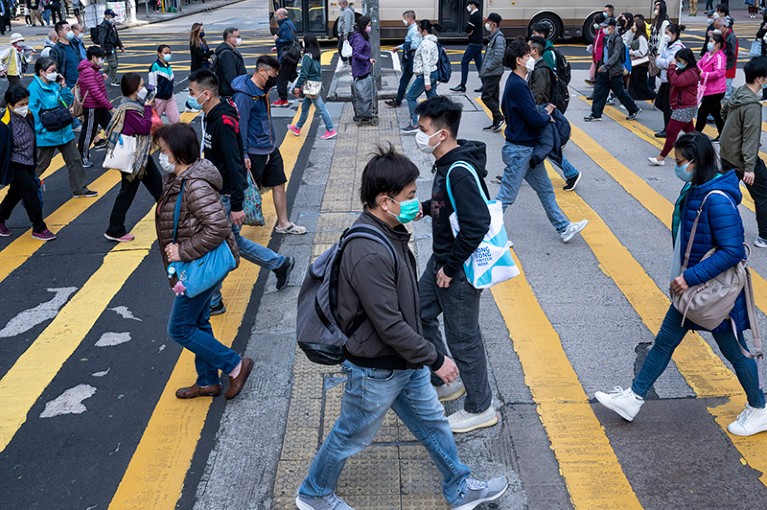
[27,57,96,198]
[288,35,336,140]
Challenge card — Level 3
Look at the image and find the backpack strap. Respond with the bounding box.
[445,161,489,219]
[681,190,733,270]
[171,180,186,245]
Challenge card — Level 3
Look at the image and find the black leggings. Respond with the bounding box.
[106,156,163,238]
[695,92,725,135]
[0,162,46,233]
[78,107,112,160]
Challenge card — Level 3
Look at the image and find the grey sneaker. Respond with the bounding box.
[435,379,465,402]
[295,492,355,510]
[400,124,418,134]
[452,476,509,510]
[560,220,588,243]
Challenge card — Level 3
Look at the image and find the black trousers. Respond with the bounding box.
[481,74,503,123]
[106,156,163,237]
[696,93,725,135]
[748,158,767,239]
[654,82,672,128]
[394,52,414,104]
[78,107,112,160]
[276,57,298,101]
[592,72,639,117]
[459,43,483,87]
[0,162,46,232]
[629,64,656,100]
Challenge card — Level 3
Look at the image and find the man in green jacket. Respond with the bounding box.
[720,56,767,248]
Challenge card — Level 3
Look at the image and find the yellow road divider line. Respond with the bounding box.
[475,98,643,508]
[0,209,156,452]
[108,105,315,510]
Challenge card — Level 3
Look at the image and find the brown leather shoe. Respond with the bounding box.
[225,357,254,400]
[175,384,222,399]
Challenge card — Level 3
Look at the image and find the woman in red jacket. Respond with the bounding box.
[77,45,113,168]
[649,48,700,166]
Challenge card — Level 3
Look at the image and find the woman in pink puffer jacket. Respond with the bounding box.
[696,33,727,139]
[77,45,114,167]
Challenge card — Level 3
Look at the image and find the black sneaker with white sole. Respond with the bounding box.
[274,256,295,291]
[492,175,503,185]
[563,172,582,191]
[73,188,98,198]
[209,300,227,316]
[583,114,602,122]
[625,108,642,120]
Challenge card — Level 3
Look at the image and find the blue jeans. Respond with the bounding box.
[550,153,579,181]
[725,77,734,100]
[167,285,241,386]
[407,71,438,126]
[296,95,334,132]
[459,43,483,87]
[632,306,766,408]
[299,362,472,505]
[210,195,286,307]
[496,142,570,233]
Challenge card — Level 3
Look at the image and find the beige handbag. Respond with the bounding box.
[671,191,747,331]
[303,80,322,99]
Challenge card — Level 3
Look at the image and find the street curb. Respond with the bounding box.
[116,0,250,30]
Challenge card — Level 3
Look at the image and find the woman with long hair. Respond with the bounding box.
[102,72,163,242]
[401,19,440,133]
[349,15,377,122]
[629,17,655,100]
[189,22,212,72]
[288,34,337,140]
[596,132,767,437]
[653,22,685,138]
[696,33,727,139]
[648,0,670,93]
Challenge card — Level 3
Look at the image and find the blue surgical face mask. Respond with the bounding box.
[163,53,172,62]
[676,61,686,70]
[387,197,420,224]
[675,161,694,182]
[707,42,715,52]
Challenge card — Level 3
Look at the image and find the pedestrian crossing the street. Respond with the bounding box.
[4,69,767,509]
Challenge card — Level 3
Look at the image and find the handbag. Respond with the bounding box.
[445,162,519,289]
[168,180,237,298]
[39,101,74,132]
[750,39,763,58]
[648,54,660,78]
[282,26,303,65]
[671,191,747,331]
[150,108,163,135]
[303,80,322,99]
[341,39,353,58]
[242,169,265,227]
[71,82,88,119]
[697,74,708,107]
[102,134,137,173]
[630,56,649,67]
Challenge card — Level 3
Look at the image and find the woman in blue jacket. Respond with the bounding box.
[595,133,767,436]
[28,57,96,198]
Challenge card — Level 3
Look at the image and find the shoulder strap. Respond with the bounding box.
[171,180,185,244]
[682,190,735,270]
[445,161,489,218]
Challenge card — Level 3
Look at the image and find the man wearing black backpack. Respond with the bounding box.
[272,8,299,107]
[213,27,246,98]
[295,145,509,510]
[96,9,123,87]
[478,13,505,132]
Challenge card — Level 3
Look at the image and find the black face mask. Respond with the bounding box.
[264,76,278,90]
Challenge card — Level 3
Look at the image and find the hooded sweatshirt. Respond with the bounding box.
[231,74,276,155]
[421,140,491,279]
[720,84,762,176]
[214,42,246,97]
[202,99,247,212]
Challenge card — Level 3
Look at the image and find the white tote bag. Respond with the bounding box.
[102,134,137,174]
[341,39,353,58]
[446,162,520,289]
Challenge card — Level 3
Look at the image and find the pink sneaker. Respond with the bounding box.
[287,124,301,136]
[271,99,289,107]
[0,222,11,237]
[104,233,135,242]
[321,130,338,140]
[31,229,56,241]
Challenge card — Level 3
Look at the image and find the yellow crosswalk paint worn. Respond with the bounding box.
[491,255,644,510]
[0,152,65,202]
[108,105,315,510]
[0,210,157,452]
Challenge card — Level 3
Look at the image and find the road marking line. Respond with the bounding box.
[108,105,315,510]
[475,98,643,508]
[0,209,156,452]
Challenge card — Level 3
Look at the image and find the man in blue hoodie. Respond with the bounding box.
[497,38,588,243]
[232,55,306,235]
[273,8,298,107]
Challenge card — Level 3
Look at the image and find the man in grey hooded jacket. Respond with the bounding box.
[478,12,505,131]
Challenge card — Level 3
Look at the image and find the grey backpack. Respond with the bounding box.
[296,224,397,365]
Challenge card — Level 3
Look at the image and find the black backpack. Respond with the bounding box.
[436,42,452,83]
[296,225,397,365]
[547,67,570,114]
[90,26,100,44]
[543,46,571,85]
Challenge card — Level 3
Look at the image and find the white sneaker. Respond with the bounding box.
[727,405,767,436]
[448,406,499,433]
[296,491,355,510]
[595,386,644,422]
[754,236,767,248]
[435,380,466,402]
[647,156,665,166]
[560,220,588,243]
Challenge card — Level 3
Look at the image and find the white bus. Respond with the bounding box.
[270,1,677,43]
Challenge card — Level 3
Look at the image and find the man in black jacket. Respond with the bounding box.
[296,146,508,510]
[415,96,497,434]
[97,8,123,87]
[450,0,483,92]
[188,70,294,315]
[213,27,247,98]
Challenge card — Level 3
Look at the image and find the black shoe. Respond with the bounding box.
[586,96,594,101]
[654,130,667,138]
[583,114,602,122]
[712,136,721,143]
[483,123,495,131]
[274,256,295,291]
[385,99,401,107]
[563,172,582,192]
[474,87,483,93]
[625,108,641,121]
[450,85,467,92]
[73,188,98,198]
[491,121,505,133]
[492,175,503,185]
[209,300,227,316]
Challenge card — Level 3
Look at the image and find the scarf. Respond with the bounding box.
[105,99,152,181]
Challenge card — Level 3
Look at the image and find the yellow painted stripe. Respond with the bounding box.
[0,152,66,202]
[0,209,156,452]
[108,105,315,510]
[566,124,767,485]
[475,98,643,508]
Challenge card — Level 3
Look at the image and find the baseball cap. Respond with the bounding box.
[9,33,25,44]
[104,8,116,16]
[600,17,617,27]
[485,13,502,25]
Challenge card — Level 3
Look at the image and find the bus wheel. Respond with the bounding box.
[530,13,562,42]
[583,13,600,45]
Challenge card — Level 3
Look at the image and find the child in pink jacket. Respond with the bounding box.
[77,45,113,167]
[696,33,727,139]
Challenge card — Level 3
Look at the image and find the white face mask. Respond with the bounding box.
[414,129,443,154]
[235,37,242,45]
[98,58,105,66]
[158,153,176,173]
[137,87,148,101]
[466,5,472,12]
[45,71,58,82]
[403,19,409,26]
[713,29,722,35]
[525,57,536,72]
[603,28,611,36]
[485,23,492,31]
[13,106,28,117]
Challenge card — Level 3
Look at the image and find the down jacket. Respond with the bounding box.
[155,158,239,286]
[697,49,727,96]
[479,29,506,78]
[672,170,749,334]
[667,64,700,110]
[77,60,112,110]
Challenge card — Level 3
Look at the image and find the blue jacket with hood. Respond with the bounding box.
[673,170,749,333]
[231,74,276,156]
